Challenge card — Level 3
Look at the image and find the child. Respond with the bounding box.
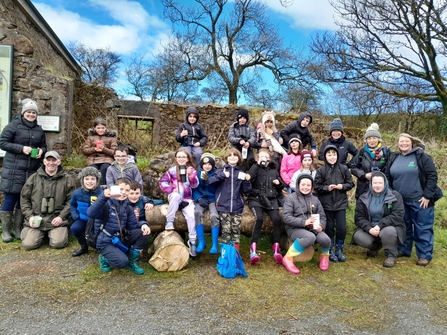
[280,112,317,157]
[69,167,103,257]
[159,149,199,256]
[82,117,117,185]
[282,174,331,274]
[314,145,354,262]
[246,149,285,265]
[318,118,358,165]
[193,153,220,254]
[106,145,143,189]
[208,148,252,251]
[280,135,302,191]
[256,111,286,158]
[228,109,258,170]
[86,178,150,275]
[127,180,164,224]
[175,106,208,166]
[290,150,316,192]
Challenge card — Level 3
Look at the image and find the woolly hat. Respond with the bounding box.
[21,98,38,115]
[300,150,313,163]
[262,112,275,125]
[296,173,314,192]
[329,118,344,134]
[237,109,249,122]
[77,166,101,191]
[288,134,302,145]
[364,123,382,141]
[200,153,216,169]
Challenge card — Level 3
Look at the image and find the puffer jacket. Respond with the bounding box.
[175,108,208,147]
[20,166,75,230]
[0,114,47,193]
[280,112,317,148]
[70,187,103,221]
[247,162,285,210]
[193,168,218,203]
[105,161,143,189]
[228,122,258,152]
[87,193,142,250]
[159,166,199,200]
[81,129,117,165]
[280,152,302,186]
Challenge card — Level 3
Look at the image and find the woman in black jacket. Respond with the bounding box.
[0,99,46,242]
[352,172,405,268]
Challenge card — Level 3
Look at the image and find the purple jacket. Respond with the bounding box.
[159,166,199,200]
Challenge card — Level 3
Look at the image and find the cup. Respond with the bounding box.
[33,216,42,228]
[179,165,187,183]
[110,185,121,197]
[241,147,248,159]
[96,140,103,150]
[311,214,320,230]
[30,148,39,158]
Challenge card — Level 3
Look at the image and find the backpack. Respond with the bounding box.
[216,242,247,278]
[85,203,109,249]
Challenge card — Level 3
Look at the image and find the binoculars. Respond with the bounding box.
[41,197,55,214]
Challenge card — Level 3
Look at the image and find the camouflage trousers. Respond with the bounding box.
[219,212,242,244]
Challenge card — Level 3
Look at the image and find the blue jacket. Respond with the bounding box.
[208,164,252,213]
[69,187,103,221]
[193,168,218,203]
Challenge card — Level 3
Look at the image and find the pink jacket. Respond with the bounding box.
[280,153,302,186]
[159,166,199,200]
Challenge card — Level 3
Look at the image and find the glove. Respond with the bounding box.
[178,201,189,210]
[200,170,208,181]
[198,198,208,208]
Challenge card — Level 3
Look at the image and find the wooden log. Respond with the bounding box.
[148,230,190,272]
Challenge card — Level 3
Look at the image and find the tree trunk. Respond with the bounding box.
[148,230,190,272]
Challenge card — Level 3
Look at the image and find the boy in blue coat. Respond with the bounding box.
[127,180,164,224]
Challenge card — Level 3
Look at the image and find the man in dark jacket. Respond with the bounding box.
[20,151,74,250]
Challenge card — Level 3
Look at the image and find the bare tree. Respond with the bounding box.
[311,0,447,132]
[68,43,121,87]
[125,55,152,101]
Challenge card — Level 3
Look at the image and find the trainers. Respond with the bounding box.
[165,221,174,230]
[416,258,430,267]
[189,240,197,257]
[383,257,396,268]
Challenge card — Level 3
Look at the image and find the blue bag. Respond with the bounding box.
[216,242,247,278]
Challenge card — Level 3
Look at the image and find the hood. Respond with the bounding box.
[297,112,312,126]
[368,171,389,196]
[186,106,199,122]
[322,144,339,165]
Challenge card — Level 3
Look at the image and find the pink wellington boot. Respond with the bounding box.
[282,256,300,274]
[272,243,283,264]
[319,254,329,271]
[249,242,260,265]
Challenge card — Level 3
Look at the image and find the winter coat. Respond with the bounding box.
[193,168,218,203]
[87,193,142,250]
[228,122,258,152]
[350,145,389,199]
[128,195,156,222]
[280,152,302,186]
[70,187,103,221]
[0,114,47,193]
[314,145,355,211]
[106,161,143,189]
[290,170,316,192]
[159,166,199,200]
[283,191,327,237]
[20,166,75,230]
[175,109,208,147]
[208,164,252,213]
[354,188,405,244]
[280,112,317,148]
[318,136,358,165]
[246,162,285,210]
[81,129,117,165]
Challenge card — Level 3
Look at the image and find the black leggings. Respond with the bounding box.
[250,206,282,243]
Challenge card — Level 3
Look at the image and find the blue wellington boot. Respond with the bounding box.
[209,227,220,254]
[195,224,206,253]
[127,248,144,275]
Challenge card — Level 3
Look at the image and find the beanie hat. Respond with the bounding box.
[296,173,314,191]
[200,153,216,170]
[237,109,249,122]
[300,150,313,163]
[77,166,101,191]
[288,134,302,145]
[364,123,382,141]
[262,112,276,125]
[329,118,344,134]
[21,98,39,115]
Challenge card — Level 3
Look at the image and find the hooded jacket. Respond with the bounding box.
[70,167,103,221]
[280,112,317,149]
[0,114,47,193]
[314,145,355,211]
[228,114,258,152]
[318,136,358,166]
[82,129,117,165]
[193,168,218,203]
[175,107,208,147]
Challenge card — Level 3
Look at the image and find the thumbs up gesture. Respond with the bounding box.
[224,168,230,178]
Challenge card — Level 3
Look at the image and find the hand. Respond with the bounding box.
[243,143,250,148]
[272,179,280,185]
[315,226,323,233]
[198,198,208,208]
[95,144,104,152]
[193,142,201,147]
[51,216,63,227]
[200,170,208,181]
[35,148,43,159]
[305,216,315,226]
[22,146,32,155]
[312,149,317,158]
[265,128,273,135]
[224,168,230,178]
[245,174,251,181]
[328,184,336,191]
[419,197,430,209]
[103,189,111,198]
[239,140,246,146]
[365,172,372,180]
[369,225,380,237]
[181,128,188,137]
[141,224,151,236]
[336,184,343,190]
[144,203,154,210]
[29,216,35,227]
[261,140,270,148]
[187,167,194,175]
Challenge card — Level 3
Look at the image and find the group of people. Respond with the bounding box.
[0,101,442,276]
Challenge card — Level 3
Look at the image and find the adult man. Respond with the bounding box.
[20,151,75,250]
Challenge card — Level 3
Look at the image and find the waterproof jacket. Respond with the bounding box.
[106,161,143,189]
[350,145,389,199]
[280,152,302,186]
[70,187,103,221]
[208,164,252,213]
[175,109,208,147]
[0,114,47,193]
[159,166,199,200]
[283,191,326,237]
[355,188,405,244]
[247,162,285,210]
[193,168,218,203]
[21,166,75,230]
[228,122,258,152]
[318,136,358,166]
[314,145,355,211]
[87,193,142,250]
[81,129,117,165]
[280,112,317,148]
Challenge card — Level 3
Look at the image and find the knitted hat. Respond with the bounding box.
[288,134,302,145]
[21,98,38,115]
[364,123,382,141]
[296,173,314,191]
[300,150,313,163]
[77,166,101,190]
[237,109,249,122]
[329,118,344,134]
[200,153,216,169]
[262,112,275,125]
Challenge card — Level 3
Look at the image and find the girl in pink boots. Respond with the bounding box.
[282,174,331,274]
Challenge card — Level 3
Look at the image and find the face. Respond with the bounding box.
[128,188,142,203]
[300,117,310,127]
[366,136,379,148]
[302,157,312,168]
[188,114,198,124]
[331,130,342,140]
[83,176,97,190]
[265,120,273,128]
[371,176,385,194]
[299,178,312,195]
[398,136,413,154]
[95,124,107,136]
[114,150,128,166]
[43,157,61,175]
[227,153,239,166]
[23,110,37,122]
[117,182,131,201]
[202,162,213,172]
[238,116,247,125]
[290,141,300,150]
[175,152,189,165]
[258,152,271,165]
[325,151,338,165]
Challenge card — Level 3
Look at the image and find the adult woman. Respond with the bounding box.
[352,172,405,268]
[386,133,443,266]
[0,99,46,242]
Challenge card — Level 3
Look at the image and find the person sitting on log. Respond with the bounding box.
[159,149,199,257]
[128,180,163,225]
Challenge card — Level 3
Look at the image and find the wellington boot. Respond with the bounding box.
[249,242,260,265]
[335,240,346,262]
[127,248,144,275]
[234,243,239,252]
[72,244,88,257]
[272,242,283,264]
[195,224,206,253]
[1,211,14,243]
[98,254,112,272]
[282,239,304,274]
[319,254,329,271]
[282,257,300,274]
[12,209,23,239]
[209,227,220,254]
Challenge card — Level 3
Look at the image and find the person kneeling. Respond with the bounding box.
[87,178,150,274]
